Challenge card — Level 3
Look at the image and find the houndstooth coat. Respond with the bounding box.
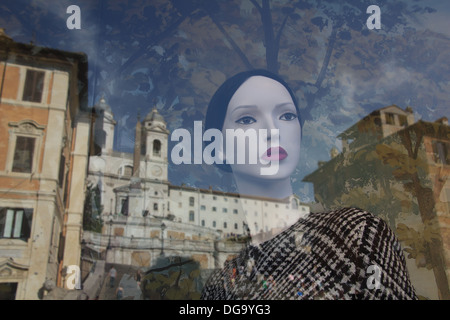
[201,207,417,300]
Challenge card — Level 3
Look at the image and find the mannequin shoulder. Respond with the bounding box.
[301,207,383,228]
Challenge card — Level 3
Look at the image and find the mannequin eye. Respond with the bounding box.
[279,112,297,121]
[235,116,257,125]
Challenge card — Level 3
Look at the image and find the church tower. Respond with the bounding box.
[141,107,169,181]
[93,97,116,155]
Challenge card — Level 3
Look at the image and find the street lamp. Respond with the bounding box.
[160,222,166,256]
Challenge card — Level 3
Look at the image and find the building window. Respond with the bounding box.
[222,208,227,213]
[234,223,238,230]
[189,211,195,222]
[0,283,18,300]
[398,115,408,126]
[189,197,195,206]
[118,165,133,177]
[385,113,395,125]
[224,222,227,229]
[233,209,238,214]
[120,198,129,215]
[213,196,217,200]
[212,221,216,228]
[212,207,217,212]
[58,154,66,188]
[432,140,450,165]
[201,220,205,227]
[0,208,33,240]
[178,202,182,208]
[12,136,36,173]
[153,203,158,211]
[200,205,206,210]
[153,140,161,156]
[22,69,45,103]
[7,120,45,175]
[291,199,298,210]
[234,199,238,203]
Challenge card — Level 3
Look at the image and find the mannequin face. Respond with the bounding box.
[221,76,301,182]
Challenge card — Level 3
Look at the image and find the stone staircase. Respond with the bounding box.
[96,263,143,300]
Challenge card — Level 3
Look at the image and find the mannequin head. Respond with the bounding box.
[205,70,303,198]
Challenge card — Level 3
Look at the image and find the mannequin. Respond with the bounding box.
[201,70,417,300]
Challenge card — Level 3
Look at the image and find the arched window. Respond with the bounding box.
[153,140,161,156]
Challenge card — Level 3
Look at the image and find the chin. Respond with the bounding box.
[233,162,295,181]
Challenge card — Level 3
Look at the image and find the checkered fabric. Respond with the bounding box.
[201,207,417,300]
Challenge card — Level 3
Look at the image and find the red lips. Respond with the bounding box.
[262,147,288,161]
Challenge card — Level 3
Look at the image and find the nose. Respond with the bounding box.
[263,117,279,142]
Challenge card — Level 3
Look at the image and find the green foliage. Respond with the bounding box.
[141,257,202,300]
[83,184,104,233]
[396,220,442,270]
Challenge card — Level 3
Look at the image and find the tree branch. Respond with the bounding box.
[204,5,254,70]
[259,0,278,73]
[249,0,262,14]
[145,259,194,274]
[315,26,337,88]
[116,13,191,76]
[275,14,289,49]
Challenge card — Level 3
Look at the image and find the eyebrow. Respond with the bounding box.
[231,102,295,114]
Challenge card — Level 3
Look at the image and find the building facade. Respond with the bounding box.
[85,100,310,271]
[304,105,450,300]
[0,29,90,299]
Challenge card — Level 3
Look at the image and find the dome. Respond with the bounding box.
[144,107,166,124]
[95,96,113,114]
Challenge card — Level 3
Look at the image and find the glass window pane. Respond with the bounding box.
[22,69,45,102]
[0,209,6,237]
[12,136,35,173]
[3,210,14,238]
[22,209,33,239]
[13,210,23,238]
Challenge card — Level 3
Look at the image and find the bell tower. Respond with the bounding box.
[93,97,116,155]
[142,107,169,181]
